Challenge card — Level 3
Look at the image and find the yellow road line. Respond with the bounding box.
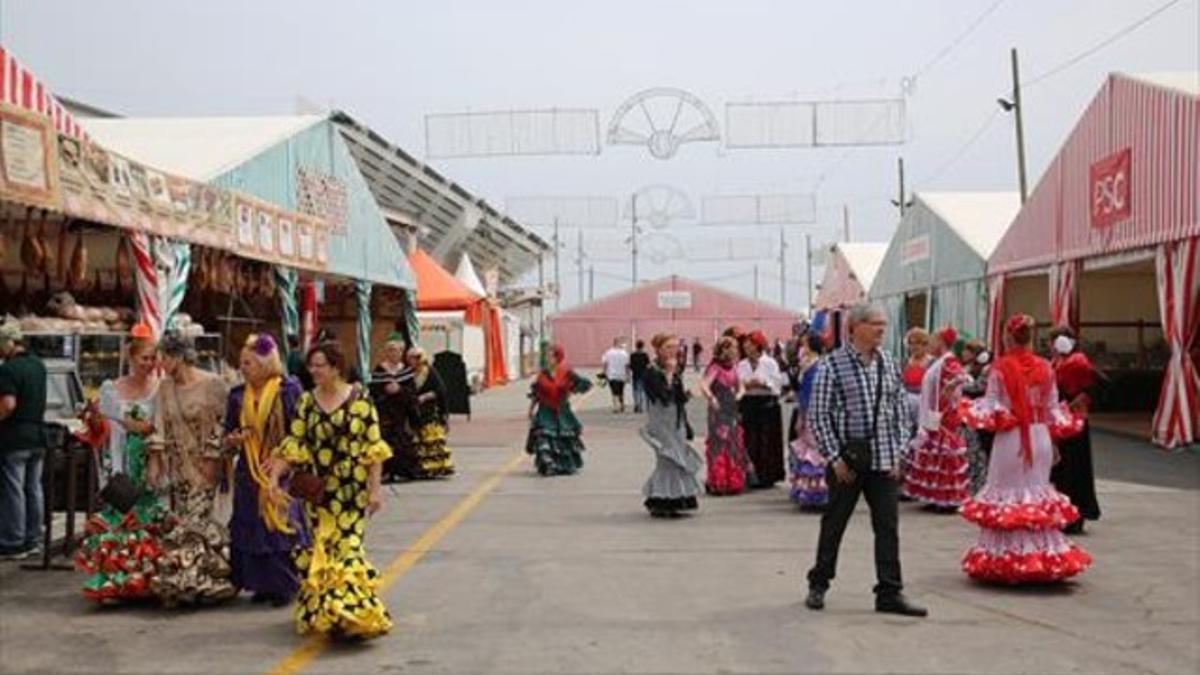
[267,451,525,675]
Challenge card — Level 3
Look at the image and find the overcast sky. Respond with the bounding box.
[3,0,1197,310]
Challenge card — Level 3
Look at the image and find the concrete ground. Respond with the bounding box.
[1,373,1197,675]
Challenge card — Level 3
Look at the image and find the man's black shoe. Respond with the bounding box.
[875,594,927,617]
[804,588,825,610]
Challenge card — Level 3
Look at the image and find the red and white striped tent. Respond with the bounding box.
[988,72,1199,449]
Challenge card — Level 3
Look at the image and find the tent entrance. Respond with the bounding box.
[1079,258,1162,424]
[904,292,928,333]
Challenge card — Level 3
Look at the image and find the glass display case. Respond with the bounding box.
[23,331,224,400]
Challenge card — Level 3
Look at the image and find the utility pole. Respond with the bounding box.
[897,157,908,215]
[537,251,545,341]
[1010,47,1029,203]
[843,204,851,242]
[576,229,585,307]
[753,263,759,300]
[630,193,639,287]
[588,266,595,301]
[552,219,561,313]
[805,233,814,313]
[779,227,786,307]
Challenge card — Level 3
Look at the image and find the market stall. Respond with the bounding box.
[988,72,1199,448]
[869,192,1020,355]
[81,114,417,374]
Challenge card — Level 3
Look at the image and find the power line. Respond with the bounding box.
[913,0,1011,80]
[1025,0,1188,88]
[916,108,1003,186]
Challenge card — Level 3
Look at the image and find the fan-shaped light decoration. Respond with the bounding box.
[624,184,696,229]
[640,232,684,265]
[607,88,720,160]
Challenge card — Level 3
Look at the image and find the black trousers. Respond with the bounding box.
[807,468,902,596]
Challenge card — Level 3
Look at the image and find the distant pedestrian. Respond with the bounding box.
[804,303,926,617]
[600,338,630,413]
[677,340,689,373]
[629,340,651,413]
[527,344,593,476]
[698,336,748,496]
[0,321,48,561]
[691,339,703,372]
[285,334,313,390]
[789,334,828,509]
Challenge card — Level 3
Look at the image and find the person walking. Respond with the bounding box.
[526,345,593,476]
[804,303,926,617]
[629,340,651,413]
[147,333,238,606]
[789,334,829,509]
[698,336,748,495]
[600,338,630,413]
[640,333,703,517]
[0,321,47,561]
[277,341,393,640]
[370,334,419,483]
[737,330,785,489]
[407,347,455,478]
[224,334,309,607]
[691,338,704,373]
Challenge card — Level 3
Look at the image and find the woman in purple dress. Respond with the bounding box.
[223,334,309,606]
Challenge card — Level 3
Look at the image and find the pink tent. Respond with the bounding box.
[549,276,803,366]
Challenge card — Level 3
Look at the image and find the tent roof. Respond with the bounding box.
[410,248,482,310]
[454,252,487,297]
[835,243,887,289]
[917,192,1021,259]
[1123,71,1200,96]
[552,275,800,321]
[81,116,325,180]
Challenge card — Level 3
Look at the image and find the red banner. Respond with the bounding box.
[1089,148,1132,228]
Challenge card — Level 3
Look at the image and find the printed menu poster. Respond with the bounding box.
[237,201,254,247]
[278,217,295,257]
[256,208,276,253]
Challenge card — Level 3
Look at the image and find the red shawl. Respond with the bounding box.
[993,346,1053,466]
[535,346,573,411]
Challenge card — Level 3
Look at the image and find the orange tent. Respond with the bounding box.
[408,249,509,387]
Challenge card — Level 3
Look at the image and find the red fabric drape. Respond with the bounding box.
[1049,260,1080,331]
[1152,237,1200,448]
[987,275,1006,355]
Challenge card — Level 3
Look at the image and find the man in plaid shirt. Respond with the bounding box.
[804,303,927,617]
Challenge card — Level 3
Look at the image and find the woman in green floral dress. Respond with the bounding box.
[277,342,393,640]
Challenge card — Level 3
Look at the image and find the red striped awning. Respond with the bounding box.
[0,44,87,140]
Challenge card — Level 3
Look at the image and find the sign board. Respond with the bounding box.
[0,105,59,210]
[53,127,330,271]
[1090,148,1132,228]
[901,234,930,266]
[657,290,692,309]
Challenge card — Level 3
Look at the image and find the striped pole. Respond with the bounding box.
[275,266,299,351]
[130,232,162,340]
[355,280,372,379]
[156,238,191,331]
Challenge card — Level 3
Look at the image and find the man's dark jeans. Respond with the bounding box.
[807,467,902,597]
[0,449,44,553]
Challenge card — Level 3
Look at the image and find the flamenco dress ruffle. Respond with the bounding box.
[75,496,172,603]
[958,399,1092,584]
[904,428,970,508]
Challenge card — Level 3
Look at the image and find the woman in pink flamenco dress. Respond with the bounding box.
[904,327,972,511]
[958,314,1091,584]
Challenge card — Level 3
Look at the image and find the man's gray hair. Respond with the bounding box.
[846,302,884,329]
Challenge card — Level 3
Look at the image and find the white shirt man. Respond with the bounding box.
[736,354,783,397]
[600,342,631,412]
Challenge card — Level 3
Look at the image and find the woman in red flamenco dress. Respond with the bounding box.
[903,326,972,511]
[958,314,1092,584]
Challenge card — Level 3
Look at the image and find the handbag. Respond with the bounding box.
[287,471,327,506]
[99,472,142,513]
[841,356,884,474]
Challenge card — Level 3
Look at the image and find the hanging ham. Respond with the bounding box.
[69,228,87,290]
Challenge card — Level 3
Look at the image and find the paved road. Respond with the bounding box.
[2,374,1197,674]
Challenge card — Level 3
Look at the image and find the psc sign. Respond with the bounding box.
[1089,148,1132,228]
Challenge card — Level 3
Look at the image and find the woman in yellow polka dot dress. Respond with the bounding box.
[277,341,393,640]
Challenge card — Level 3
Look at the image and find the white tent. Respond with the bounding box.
[454,251,488,297]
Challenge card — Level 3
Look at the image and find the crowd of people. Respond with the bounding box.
[0,299,1108,632]
[530,301,1101,614]
[0,321,469,643]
